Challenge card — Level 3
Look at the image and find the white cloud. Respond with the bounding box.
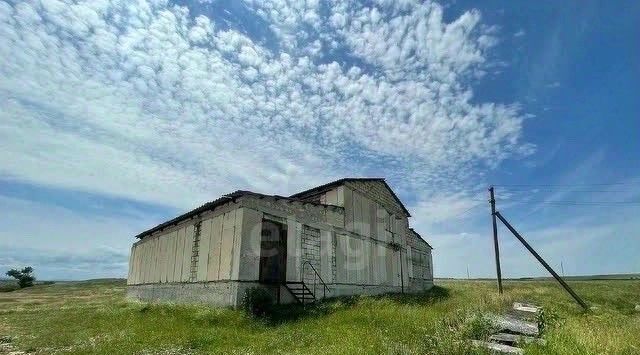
[0,0,554,280]
[0,1,528,210]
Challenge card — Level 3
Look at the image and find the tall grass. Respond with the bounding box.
[0,279,638,354]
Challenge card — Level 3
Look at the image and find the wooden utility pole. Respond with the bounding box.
[489,186,503,294]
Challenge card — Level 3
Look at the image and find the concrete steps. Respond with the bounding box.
[471,302,546,354]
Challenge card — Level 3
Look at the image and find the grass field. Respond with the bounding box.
[1,279,639,354]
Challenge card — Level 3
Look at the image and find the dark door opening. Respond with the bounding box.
[259,220,287,285]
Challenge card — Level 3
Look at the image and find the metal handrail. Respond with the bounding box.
[301,260,330,300]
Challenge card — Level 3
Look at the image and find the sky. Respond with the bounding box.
[1,0,639,280]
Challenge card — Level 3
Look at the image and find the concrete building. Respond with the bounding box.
[127,178,433,306]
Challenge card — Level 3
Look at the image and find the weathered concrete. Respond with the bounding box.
[489,314,539,336]
[127,281,244,307]
[471,340,523,354]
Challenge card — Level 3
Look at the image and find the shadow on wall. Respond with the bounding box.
[252,286,451,326]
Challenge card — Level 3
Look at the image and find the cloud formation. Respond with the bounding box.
[0,0,530,211]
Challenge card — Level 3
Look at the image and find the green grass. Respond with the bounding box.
[0,280,639,354]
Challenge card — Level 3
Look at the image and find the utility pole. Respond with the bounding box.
[561,261,565,277]
[489,186,503,294]
[467,265,470,280]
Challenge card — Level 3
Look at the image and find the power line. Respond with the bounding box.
[446,203,484,221]
[501,188,630,193]
[493,181,640,188]
[530,201,640,206]
[492,198,640,206]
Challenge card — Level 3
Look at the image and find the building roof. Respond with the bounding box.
[134,190,247,239]
[290,177,411,217]
[134,190,328,239]
[135,178,414,240]
[409,228,433,249]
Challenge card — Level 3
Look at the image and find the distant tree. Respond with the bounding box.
[6,266,36,288]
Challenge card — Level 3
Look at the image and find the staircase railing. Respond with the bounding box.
[301,260,330,303]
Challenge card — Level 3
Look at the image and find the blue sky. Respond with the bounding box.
[1,0,638,280]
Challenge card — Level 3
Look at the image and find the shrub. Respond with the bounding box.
[6,266,36,288]
[461,313,495,340]
[241,287,274,317]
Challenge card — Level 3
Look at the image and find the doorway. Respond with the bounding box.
[259,220,287,284]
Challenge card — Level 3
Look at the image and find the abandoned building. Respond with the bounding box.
[127,178,433,306]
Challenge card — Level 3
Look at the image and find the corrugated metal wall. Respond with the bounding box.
[127,208,244,285]
[333,234,401,286]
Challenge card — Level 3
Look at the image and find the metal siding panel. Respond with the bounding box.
[231,208,244,280]
[358,238,364,284]
[336,186,344,206]
[156,238,163,283]
[207,215,223,281]
[407,246,413,278]
[153,238,161,283]
[167,231,178,282]
[196,218,212,281]
[394,251,401,287]
[140,243,147,284]
[174,228,185,282]
[143,243,150,283]
[320,230,333,283]
[136,244,143,284]
[141,243,148,284]
[286,221,302,282]
[347,236,357,283]
[239,208,262,281]
[156,238,163,282]
[344,187,354,232]
[376,244,384,285]
[130,245,137,284]
[354,192,363,235]
[219,211,236,280]
[157,237,165,283]
[150,241,156,283]
[182,225,194,282]
[364,196,372,237]
[371,242,379,285]
[362,239,370,284]
[428,251,434,280]
[369,200,377,240]
[385,247,394,286]
[335,234,347,283]
[325,189,338,205]
[158,236,166,283]
[376,204,386,242]
[127,246,134,285]
[158,235,169,283]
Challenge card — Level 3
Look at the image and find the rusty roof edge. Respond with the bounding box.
[134,191,344,240]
